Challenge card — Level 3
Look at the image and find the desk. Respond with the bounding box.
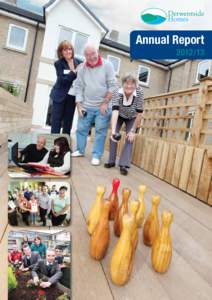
[8,166,69,179]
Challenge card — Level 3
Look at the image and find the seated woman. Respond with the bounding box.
[38,137,71,175]
[51,186,70,226]
[104,74,144,175]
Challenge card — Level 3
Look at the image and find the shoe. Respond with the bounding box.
[91,158,100,166]
[72,150,84,157]
[104,162,115,168]
[120,166,128,176]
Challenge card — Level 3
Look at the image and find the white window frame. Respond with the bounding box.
[6,24,28,52]
[57,25,89,60]
[137,65,151,86]
[107,55,121,75]
[195,60,211,83]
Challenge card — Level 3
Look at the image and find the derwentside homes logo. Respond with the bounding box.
[141,8,204,25]
[141,8,167,25]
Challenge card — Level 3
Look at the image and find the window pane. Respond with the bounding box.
[9,26,26,48]
[197,61,210,80]
[74,33,88,58]
[108,56,119,73]
[58,27,73,44]
[138,66,149,83]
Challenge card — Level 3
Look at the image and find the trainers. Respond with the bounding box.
[72,150,84,157]
[104,162,115,168]
[91,158,100,166]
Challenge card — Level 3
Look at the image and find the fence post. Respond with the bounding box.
[189,76,212,147]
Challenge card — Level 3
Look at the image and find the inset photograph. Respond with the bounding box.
[8,133,71,178]
[8,230,71,300]
[8,181,71,227]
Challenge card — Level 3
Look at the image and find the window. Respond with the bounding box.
[137,65,150,86]
[74,32,88,58]
[107,55,121,75]
[6,24,28,51]
[58,26,88,59]
[196,60,211,82]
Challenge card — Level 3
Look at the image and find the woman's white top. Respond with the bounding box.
[39,151,70,174]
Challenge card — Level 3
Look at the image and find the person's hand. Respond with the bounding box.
[100,102,108,115]
[22,267,29,272]
[45,165,54,172]
[76,63,83,71]
[76,103,84,118]
[110,134,118,143]
[33,277,39,286]
[40,281,51,288]
[127,131,135,143]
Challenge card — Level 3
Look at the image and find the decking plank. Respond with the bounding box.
[71,151,212,299]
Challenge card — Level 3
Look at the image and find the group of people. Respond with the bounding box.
[8,184,70,226]
[8,236,65,288]
[50,41,144,175]
[18,135,71,175]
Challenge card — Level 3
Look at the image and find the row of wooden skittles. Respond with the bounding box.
[86,178,173,286]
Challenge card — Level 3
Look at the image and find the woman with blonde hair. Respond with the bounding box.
[50,40,82,134]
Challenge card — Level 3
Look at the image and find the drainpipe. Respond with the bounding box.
[167,65,172,93]
[160,65,172,137]
[24,21,39,103]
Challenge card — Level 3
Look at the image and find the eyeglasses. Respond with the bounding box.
[63,48,73,52]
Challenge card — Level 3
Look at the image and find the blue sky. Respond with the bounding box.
[14,0,212,44]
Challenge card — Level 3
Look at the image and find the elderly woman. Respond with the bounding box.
[104,74,144,175]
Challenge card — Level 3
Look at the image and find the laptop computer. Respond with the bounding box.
[11,142,38,173]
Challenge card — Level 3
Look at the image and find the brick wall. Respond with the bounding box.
[0,14,44,103]
[0,87,32,134]
[100,47,169,97]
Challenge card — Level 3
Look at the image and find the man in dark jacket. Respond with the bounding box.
[20,245,40,272]
[32,248,62,288]
[19,136,48,163]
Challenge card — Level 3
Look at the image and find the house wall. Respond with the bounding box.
[169,60,212,91]
[32,0,105,126]
[100,47,169,97]
[0,13,44,103]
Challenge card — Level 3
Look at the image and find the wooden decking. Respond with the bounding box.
[71,146,212,300]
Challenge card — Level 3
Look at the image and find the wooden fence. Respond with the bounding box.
[104,77,212,205]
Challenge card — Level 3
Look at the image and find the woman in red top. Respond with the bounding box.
[8,245,22,266]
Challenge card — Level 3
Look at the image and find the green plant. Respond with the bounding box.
[0,81,20,96]
[56,293,70,300]
[8,265,18,292]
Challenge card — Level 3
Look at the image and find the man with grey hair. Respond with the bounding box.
[19,136,48,163]
[72,43,117,166]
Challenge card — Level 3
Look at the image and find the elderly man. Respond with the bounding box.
[20,244,40,272]
[72,44,117,166]
[19,136,48,163]
[32,248,62,289]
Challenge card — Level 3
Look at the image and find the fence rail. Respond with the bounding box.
[141,77,212,148]
[102,77,212,205]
